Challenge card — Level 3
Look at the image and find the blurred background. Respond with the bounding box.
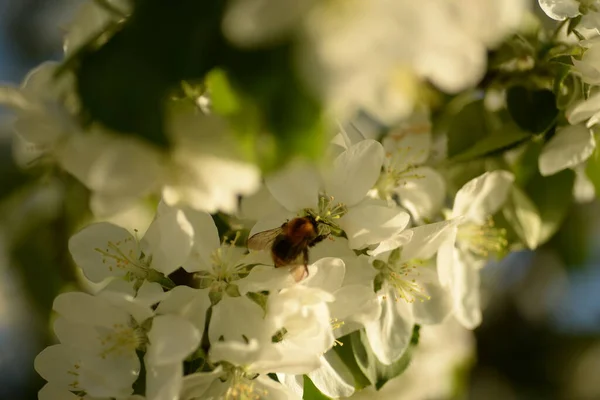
[2,1,600,400]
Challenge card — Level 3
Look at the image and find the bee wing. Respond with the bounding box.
[247,227,282,251]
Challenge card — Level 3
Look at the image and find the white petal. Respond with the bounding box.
[34,345,81,390]
[155,286,210,333]
[401,218,462,262]
[142,209,194,275]
[181,209,220,272]
[147,315,201,366]
[265,161,321,211]
[248,209,296,238]
[97,290,154,325]
[342,254,379,287]
[38,383,80,400]
[53,318,103,353]
[538,0,580,20]
[308,352,355,398]
[209,338,262,366]
[452,170,514,224]
[539,125,596,176]
[135,281,166,308]
[254,375,302,400]
[79,351,140,398]
[276,374,304,398]
[411,266,453,325]
[574,164,596,203]
[396,166,446,220]
[53,292,129,328]
[145,362,182,400]
[339,204,410,249]
[209,296,266,344]
[436,225,458,289]
[68,222,137,282]
[325,140,385,207]
[452,252,482,329]
[329,284,380,327]
[180,368,223,400]
[368,230,413,258]
[364,287,414,365]
[573,58,600,86]
[240,184,287,221]
[567,92,600,125]
[382,124,431,169]
[237,265,297,294]
[302,257,345,293]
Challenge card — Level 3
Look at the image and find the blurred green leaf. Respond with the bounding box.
[502,186,542,249]
[333,334,371,390]
[525,169,575,244]
[585,143,600,198]
[446,99,489,157]
[76,0,226,147]
[548,203,592,267]
[450,125,531,162]
[506,86,558,133]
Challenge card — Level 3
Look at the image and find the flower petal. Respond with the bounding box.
[539,125,596,176]
[401,218,462,262]
[364,287,414,365]
[302,257,345,293]
[181,208,220,272]
[436,229,457,287]
[68,222,137,283]
[38,383,80,400]
[325,140,385,207]
[237,265,297,294]
[34,345,81,391]
[180,367,223,400]
[339,204,410,249]
[209,296,266,344]
[329,284,381,328]
[538,0,580,20]
[452,170,514,224]
[308,352,355,398]
[411,266,453,325]
[53,292,129,328]
[265,161,321,211]
[145,362,182,400]
[396,166,446,220]
[147,315,201,366]
[142,209,194,275]
[155,286,210,333]
[451,251,482,329]
[567,92,600,126]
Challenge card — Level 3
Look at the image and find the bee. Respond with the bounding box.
[247,216,328,281]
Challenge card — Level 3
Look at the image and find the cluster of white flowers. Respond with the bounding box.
[6,0,594,399]
[30,119,515,399]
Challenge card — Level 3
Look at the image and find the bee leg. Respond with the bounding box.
[309,234,328,247]
[302,247,310,277]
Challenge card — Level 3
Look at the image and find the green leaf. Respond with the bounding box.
[350,329,415,390]
[76,0,226,147]
[303,376,332,400]
[206,69,241,116]
[446,99,490,157]
[525,169,575,244]
[502,186,542,249]
[333,335,371,390]
[506,86,558,133]
[450,125,531,162]
[585,143,600,198]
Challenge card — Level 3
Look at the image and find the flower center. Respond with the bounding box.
[374,163,425,201]
[376,252,430,303]
[303,194,347,235]
[456,218,507,259]
[196,234,248,294]
[94,230,150,279]
[224,369,268,400]
[97,321,145,359]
